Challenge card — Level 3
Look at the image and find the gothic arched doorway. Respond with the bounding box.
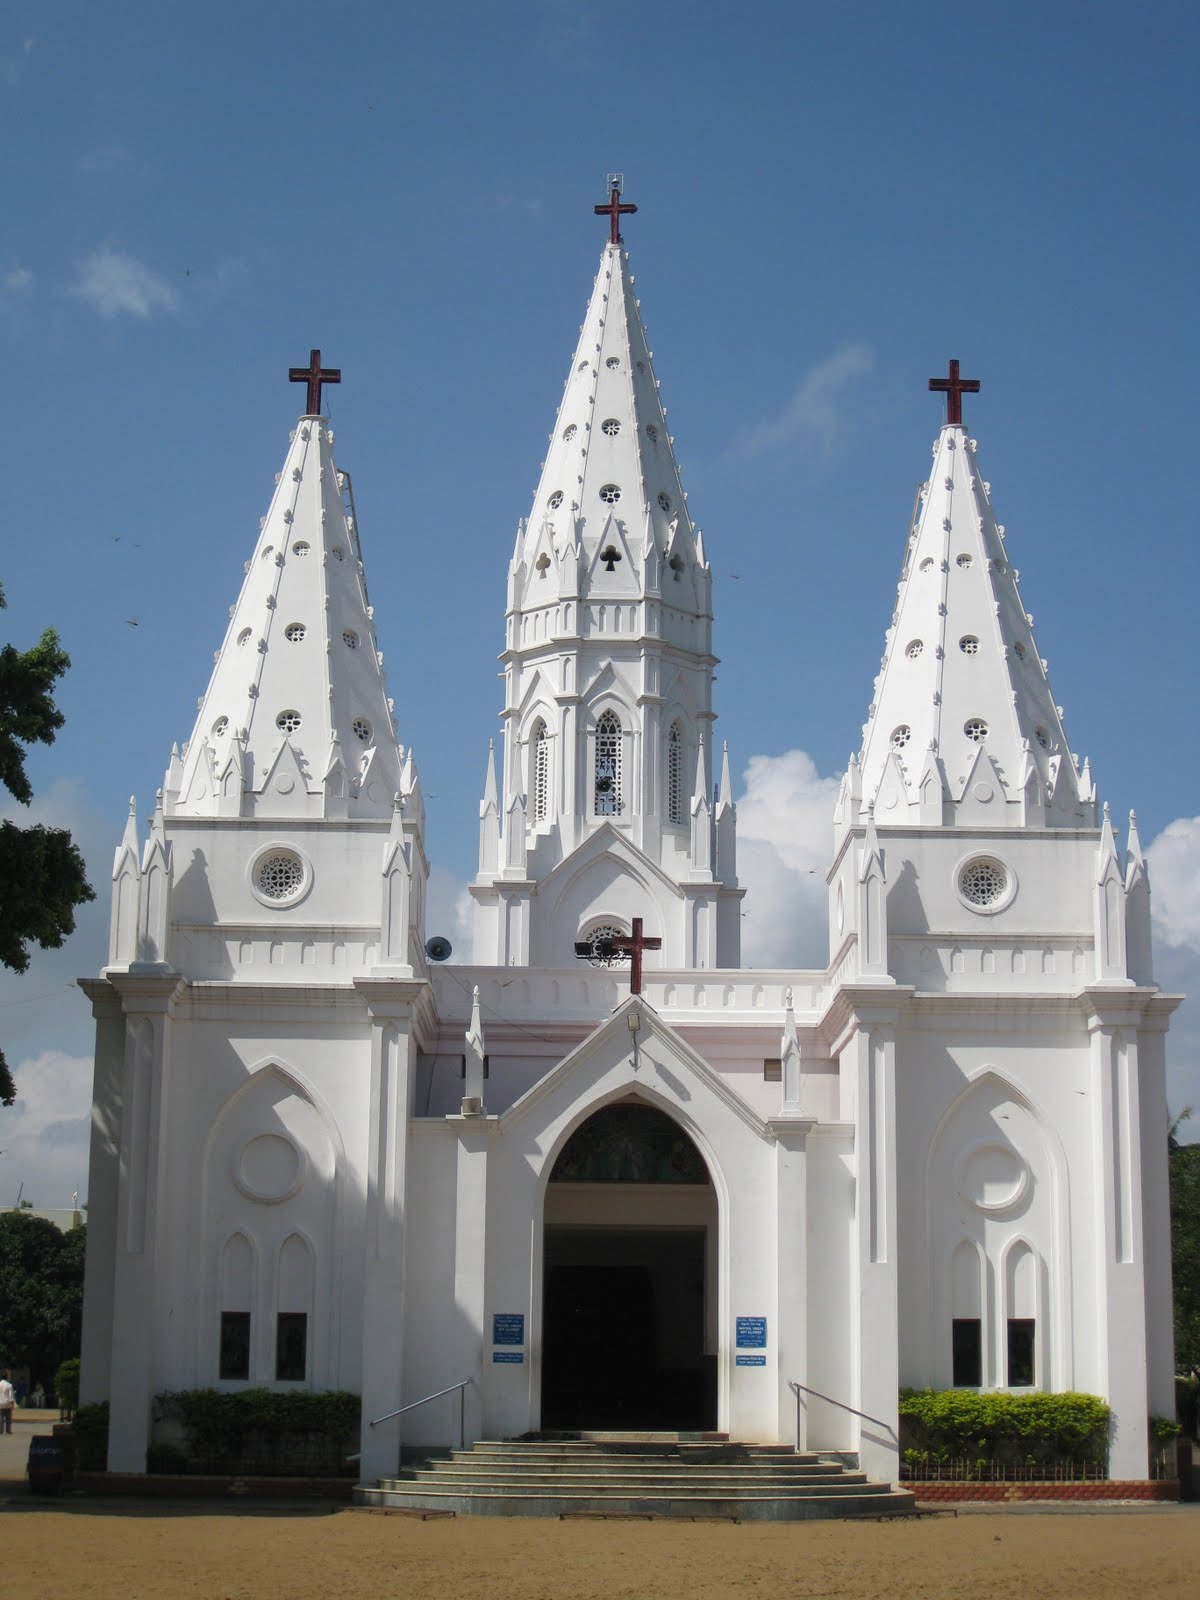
[541,1100,717,1430]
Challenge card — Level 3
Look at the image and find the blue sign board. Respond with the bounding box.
[736,1354,766,1368]
[492,1350,524,1364]
[735,1316,767,1349]
[493,1313,525,1346]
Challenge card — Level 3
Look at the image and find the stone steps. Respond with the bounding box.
[356,1438,915,1521]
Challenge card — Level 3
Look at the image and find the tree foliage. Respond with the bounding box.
[0,1212,87,1387]
[0,581,94,1104]
[1170,1133,1200,1379]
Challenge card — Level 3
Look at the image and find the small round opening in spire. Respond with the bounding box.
[956,553,973,569]
[1035,726,1051,750]
[254,849,307,905]
[292,541,310,557]
[958,857,1009,909]
[261,546,274,561]
[599,484,621,505]
[920,557,935,573]
[276,710,302,735]
[605,357,620,370]
[1013,641,1027,661]
[548,490,564,510]
[577,360,589,372]
[601,418,621,436]
[658,492,672,513]
[646,425,658,444]
[959,635,979,655]
[891,725,912,752]
[284,623,306,643]
[342,629,359,649]
[964,718,989,743]
[905,640,923,659]
[212,717,228,738]
[331,546,345,562]
[352,717,373,744]
[563,424,578,441]
[237,628,252,648]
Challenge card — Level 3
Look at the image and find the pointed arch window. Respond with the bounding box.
[594,711,622,816]
[532,720,550,823]
[667,721,684,825]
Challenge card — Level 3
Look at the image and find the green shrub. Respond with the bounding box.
[73,1401,109,1470]
[898,1389,1111,1475]
[54,1357,80,1414]
[151,1389,360,1475]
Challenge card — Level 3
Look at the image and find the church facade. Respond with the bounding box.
[79,185,1177,1485]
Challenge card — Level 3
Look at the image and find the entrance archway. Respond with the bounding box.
[541,1100,717,1430]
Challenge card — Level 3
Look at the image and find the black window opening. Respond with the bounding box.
[276,1312,308,1381]
[1007,1318,1036,1387]
[952,1318,982,1387]
[219,1311,251,1380]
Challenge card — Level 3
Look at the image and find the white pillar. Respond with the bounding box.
[771,1119,813,1449]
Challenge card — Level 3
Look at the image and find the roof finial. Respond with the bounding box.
[288,348,341,416]
[594,173,637,246]
[929,358,980,427]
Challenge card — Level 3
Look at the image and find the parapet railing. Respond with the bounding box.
[787,1379,897,1453]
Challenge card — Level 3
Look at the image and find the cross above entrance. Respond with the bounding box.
[574,917,662,994]
[289,348,341,416]
[928,358,980,427]
[594,174,637,246]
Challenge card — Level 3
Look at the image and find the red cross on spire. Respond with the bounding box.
[928,358,980,427]
[594,174,637,245]
[289,348,341,416]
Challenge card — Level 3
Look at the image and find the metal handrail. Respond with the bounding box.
[787,1379,897,1452]
[369,1378,472,1450]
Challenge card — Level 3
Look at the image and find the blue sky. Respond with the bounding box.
[2,1,1198,1199]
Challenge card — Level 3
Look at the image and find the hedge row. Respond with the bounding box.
[899,1388,1110,1469]
[151,1388,361,1474]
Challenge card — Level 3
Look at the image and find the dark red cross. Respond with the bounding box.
[610,918,662,995]
[289,348,341,415]
[928,359,980,427]
[594,177,637,245]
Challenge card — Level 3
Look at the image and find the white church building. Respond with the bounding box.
[79,184,1177,1486]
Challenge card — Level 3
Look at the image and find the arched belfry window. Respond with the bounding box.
[594,711,622,816]
[667,721,684,825]
[532,720,550,823]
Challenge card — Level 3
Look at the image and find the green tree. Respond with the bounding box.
[0,1212,87,1388]
[0,581,94,1104]
[1169,1110,1200,1380]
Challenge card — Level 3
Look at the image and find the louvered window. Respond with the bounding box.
[533,721,549,823]
[667,721,684,824]
[594,712,622,815]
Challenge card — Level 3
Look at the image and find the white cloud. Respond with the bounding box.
[0,1050,92,1209]
[728,343,873,463]
[2,266,32,293]
[0,34,34,87]
[735,749,841,967]
[1148,815,1200,953]
[1146,816,1200,1127]
[69,247,177,320]
[425,865,475,964]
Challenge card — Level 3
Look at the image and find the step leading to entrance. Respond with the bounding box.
[356,1437,916,1521]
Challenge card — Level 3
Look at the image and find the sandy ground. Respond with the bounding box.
[0,1500,1195,1600]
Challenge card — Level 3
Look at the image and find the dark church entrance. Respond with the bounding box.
[541,1102,717,1431]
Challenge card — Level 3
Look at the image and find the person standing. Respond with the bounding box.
[0,1374,14,1434]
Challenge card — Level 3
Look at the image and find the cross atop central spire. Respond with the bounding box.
[929,358,980,427]
[289,348,341,417]
[594,173,637,245]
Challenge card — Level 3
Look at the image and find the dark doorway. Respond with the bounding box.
[541,1225,712,1429]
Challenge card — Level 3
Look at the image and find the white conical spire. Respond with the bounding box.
[170,412,403,820]
[857,397,1090,829]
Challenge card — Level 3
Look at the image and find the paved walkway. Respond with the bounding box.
[0,1411,65,1483]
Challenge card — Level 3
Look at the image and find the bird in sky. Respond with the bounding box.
[125,617,139,628]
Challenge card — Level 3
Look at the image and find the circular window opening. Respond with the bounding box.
[646,424,658,443]
[577,360,589,372]
[237,628,252,647]
[637,361,646,373]
[891,724,912,752]
[605,357,620,370]
[964,718,989,743]
[959,858,1009,909]
[284,622,306,643]
[658,492,672,513]
[342,629,359,649]
[276,709,302,735]
[959,635,979,655]
[601,418,621,437]
[599,484,621,505]
[563,424,578,441]
[212,716,228,738]
[1034,726,1051,750]
[292,540,310,557]
[956,553,973,569]
[254,849,306,905]
[331,546,345,562]
[920,557,935,573]
[352,717,372,743]
[261,546,274,561]
[905,640,923,660]
[1013,641,1027,660]
[580,922,630,966]
[547,490,564,510]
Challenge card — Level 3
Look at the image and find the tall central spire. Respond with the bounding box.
[470,184,740,969]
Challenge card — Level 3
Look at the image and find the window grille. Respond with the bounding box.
[594,712,622,815]
[667,721,684,824]
[533,721,549,822]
